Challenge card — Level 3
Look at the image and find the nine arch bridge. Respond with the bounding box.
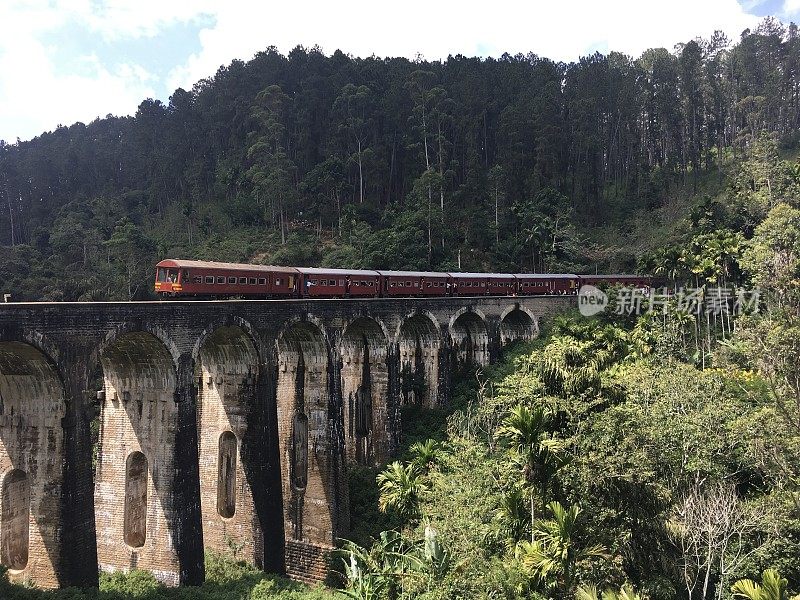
[0,295,572,588]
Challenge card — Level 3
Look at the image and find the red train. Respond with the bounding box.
[154,259,650,299]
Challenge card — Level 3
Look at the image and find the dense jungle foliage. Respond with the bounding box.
[2,18,800,299]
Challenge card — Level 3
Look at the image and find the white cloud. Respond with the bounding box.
[784,0,800,14]
[0,0,769,143]
[168,0,761,91]
[0,1,168,142]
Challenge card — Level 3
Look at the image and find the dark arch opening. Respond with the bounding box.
[341,317,388,465]
[451,312,489,368]
[500,308,537,347]
[398,314,440,408]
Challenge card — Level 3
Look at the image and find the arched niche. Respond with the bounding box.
[340,317,389,465]
[95,331,179,585]
[0,341,66,588]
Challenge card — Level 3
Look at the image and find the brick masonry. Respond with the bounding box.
[0,296,573,588]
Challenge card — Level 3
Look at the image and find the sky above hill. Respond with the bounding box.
[0,0,796,144]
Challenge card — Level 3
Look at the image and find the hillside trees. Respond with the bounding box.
[2,20,800,299]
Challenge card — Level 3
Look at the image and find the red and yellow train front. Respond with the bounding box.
[154,261,185,295]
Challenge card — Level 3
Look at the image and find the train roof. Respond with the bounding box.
[295,267,381,276]
[515,273,579,279]
[448,272,516,279]
[377,270,450,278]
[156,259,298,273]
[580,273,649,278]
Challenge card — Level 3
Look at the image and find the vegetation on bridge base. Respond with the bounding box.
[0,554,337,600]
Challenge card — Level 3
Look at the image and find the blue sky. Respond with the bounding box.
[0,0,797,144]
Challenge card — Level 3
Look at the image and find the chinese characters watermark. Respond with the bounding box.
[579,285,760,317]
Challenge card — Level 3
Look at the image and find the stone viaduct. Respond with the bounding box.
[0,295,572,588]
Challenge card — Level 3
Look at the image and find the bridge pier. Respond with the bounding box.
[196,326,262,567]
[0,341,66,589]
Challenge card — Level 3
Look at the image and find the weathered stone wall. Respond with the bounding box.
[95,331,180,584]
[0,342,65,588]
[196,326,261,567]
[0,295,572,588]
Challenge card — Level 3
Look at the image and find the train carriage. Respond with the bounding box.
[155,259,297,298]
[449,273,489,296]
[515,274,580,295]
[484,273,518,296]
[296,267,381,298]
[378,271,450,297]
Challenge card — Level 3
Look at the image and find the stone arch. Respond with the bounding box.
[500,305,538,346]
[195,324,262,567]
[0,341,65,588]
[275,320,334,551]
[340,317,390,465]
[94,331,180,585]
[397,312,441,408]
[449,309,489,368]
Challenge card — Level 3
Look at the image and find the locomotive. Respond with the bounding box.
[153,259,651,299]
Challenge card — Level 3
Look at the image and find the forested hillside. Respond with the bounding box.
[1,17,800,299]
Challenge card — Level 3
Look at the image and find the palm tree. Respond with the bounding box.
[732,569,790,600]
[497,404,566,541]
[517,501,607,594]
[576,583,641,600]
[377,461,429,521]
[339,530,424,600]
[409,439,441,473]
[485,487,531,550]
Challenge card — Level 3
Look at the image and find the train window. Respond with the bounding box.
[157,268,167,282]
[425,282,431,287]
[414,282,419,287]
[390,282,396,287]
[249,278,257,285]
[258,278,266,285]
[238,277,247,284]
[182,270,190,281]
[275,278,282,286]
[205,276,214,284]
[481,282,486,287]
[405,281,411,286]
[216,276,225,284]
[368,281,374,286]
[194,276,202,284]
[339,280,345,286]
[310,280,317,285]
[228,277,237,284]
[288,276,295,287]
